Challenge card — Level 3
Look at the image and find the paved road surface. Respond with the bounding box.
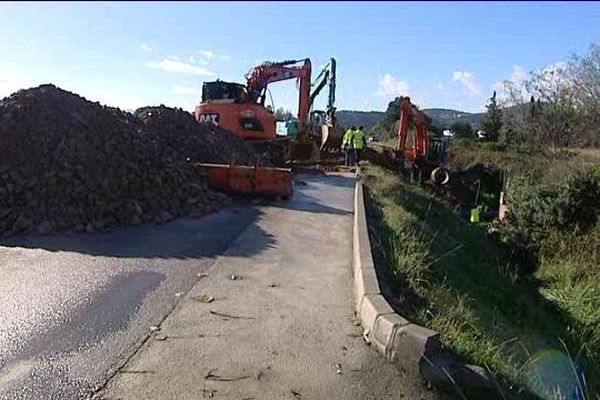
[0,200,261,399]
[98,173,436,400]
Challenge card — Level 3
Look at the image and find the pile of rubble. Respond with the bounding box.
[0,84,259,236]
[135,105,257,165]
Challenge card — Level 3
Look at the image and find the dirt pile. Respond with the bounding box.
[134,106,258,165]
[0,84,258,236]
[246,140,288,166]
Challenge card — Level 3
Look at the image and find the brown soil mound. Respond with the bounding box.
[134,105,258,165]
[0,84,259,236]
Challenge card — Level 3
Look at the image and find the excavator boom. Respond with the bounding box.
[308,58,343,151]
[397,97,429,162]
[245,59,312,141]
[396,96,449,184]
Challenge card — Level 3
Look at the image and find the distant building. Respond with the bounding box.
[443,129,454,137]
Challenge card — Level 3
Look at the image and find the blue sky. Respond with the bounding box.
[1,1,599,113]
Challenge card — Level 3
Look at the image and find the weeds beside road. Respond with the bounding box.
[363,163,598,399]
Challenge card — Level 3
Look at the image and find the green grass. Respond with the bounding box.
[363,163,599,399]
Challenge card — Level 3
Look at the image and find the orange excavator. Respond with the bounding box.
[195,58,341,161]
[396,97,450,184]
[194,58,342,198]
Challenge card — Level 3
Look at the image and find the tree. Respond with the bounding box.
[450,121,476,139]
[499,38,600,153]
[274,107,293,121]
[429,123,443,138]
[372,96,403,139]
[570,39,600,146]
[481,91,503,141]
[502,63,582,156]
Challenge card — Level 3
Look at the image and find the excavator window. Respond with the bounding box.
[240,117,264,132]
[202,81,245,103]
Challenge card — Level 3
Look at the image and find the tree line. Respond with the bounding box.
[490,39,600,155]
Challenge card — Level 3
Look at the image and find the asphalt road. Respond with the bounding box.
[0,173,437,400]
[0,201,261,400]
[99,173,437,400]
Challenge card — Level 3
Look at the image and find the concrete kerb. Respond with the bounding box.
[352,178,441,375]
[353,171,506,398]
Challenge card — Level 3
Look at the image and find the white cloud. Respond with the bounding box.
[146,58,216,76]
[538,61,569,84]
[139,43,152,53]
[198,49,230,61]
[532,61,573,95]
[198,49,215,59]
[377,73,410,98]
[173,85,200,95]
[187,55,208,65]
[494,62,570,103]
[493,65,529,101]
[452,71,482,96]
[509,65,528,85]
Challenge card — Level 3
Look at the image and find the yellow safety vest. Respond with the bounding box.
[470,205,482,223]
[353,129,366,150]
[342,129,354,148]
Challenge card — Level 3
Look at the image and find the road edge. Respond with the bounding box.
[353,178,442,373]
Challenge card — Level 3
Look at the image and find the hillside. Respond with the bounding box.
[337,108,484,132]
[336,110,383,130]
[422,108,484,129]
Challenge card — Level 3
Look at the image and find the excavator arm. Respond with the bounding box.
[309,58,336,114]
[397,97,429,162]
[245,59,312,140]
[396,97,450,184]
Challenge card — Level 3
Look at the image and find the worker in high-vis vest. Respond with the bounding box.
[352,126,367,164]
[470,205,483,223]
[342,126,356,167]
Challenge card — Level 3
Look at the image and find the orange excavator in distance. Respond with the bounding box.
[395,97,450,184]
[195,58,342,161]
[194,58,343,199]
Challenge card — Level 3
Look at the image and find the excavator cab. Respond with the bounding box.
[428,137,449,165]
[310,110,326,138]
[196,81,277,140]
[201,81,246,103]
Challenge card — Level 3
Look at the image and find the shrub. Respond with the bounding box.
[450,121,476,139]
[503,168,600,255]
[556,169,600,230]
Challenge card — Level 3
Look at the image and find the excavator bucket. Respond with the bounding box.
[286,141,321,162]
[320,124,344,152]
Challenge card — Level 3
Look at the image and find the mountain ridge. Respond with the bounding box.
[337,108,485,131]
